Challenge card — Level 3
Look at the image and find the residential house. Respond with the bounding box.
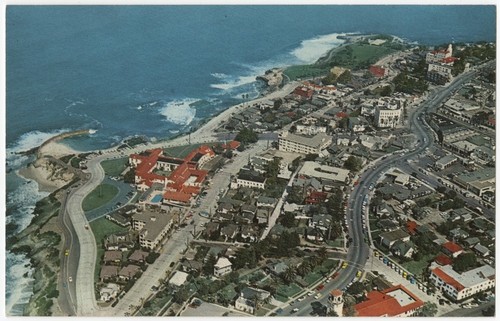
[100,265,119,282]
[240,225,260,243]
[128,250,148,264]
[235,287,271,314]
[105,232,135,251]
[463,237,480,248]
[169,271,189,287]
[257,196,277,208]
[220,224,239,241]
[377,219,399,232]
[99,283,121,302]
[473,243,490,257]
[103,251,122,264]
[441,242,464,258]
[214,257,233,277]
[255,208,270,225]
[380,229,411,248]
[118,265,141,281]
[449,228,469,241]
[391,240,416,258]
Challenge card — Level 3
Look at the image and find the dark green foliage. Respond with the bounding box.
[235,128,258,145]
[453,253,478,273]
[124,168,135,184]
[344,156,363,172]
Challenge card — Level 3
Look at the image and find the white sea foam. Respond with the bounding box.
[210,74,257,91]
[291,32,349,64]
[5,252,36,316]
[89,129,97,135]
[160,98,198,125]
[6,129,70,168]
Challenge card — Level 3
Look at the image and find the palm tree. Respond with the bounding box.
[280,266,297,284]
[316,247,328,264]
[297,261,312,277]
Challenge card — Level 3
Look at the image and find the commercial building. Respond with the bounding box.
[429,263,495,301]
[299,161,350,184]
[426,44,453,64]
[354,285,424,317]
[278,132,332,154]
[374,106,402,128]
[453,167,495,197]
[435,155,458,170]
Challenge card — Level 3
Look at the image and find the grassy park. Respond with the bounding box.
[82,183,119,211]
[101,157,129,176]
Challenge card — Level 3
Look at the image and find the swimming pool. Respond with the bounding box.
[150,194,163,203]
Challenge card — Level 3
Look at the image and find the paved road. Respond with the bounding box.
[289,64,485,317]
[85,176,134,222]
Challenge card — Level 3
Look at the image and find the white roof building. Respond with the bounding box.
[299,161,350,184]
[214,257,232,277]
[169,271,189,287]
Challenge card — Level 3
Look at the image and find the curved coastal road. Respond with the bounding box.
[292,65,485,316]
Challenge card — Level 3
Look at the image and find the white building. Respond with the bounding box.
[429,263,495,301]
[99,283,121,302]
[374,106,402,128]
[214,257,232,277]
[278,132,332,154]
[132,210,175,251]
[299,161,350,184]
[233,169,266,190]
[426,44,453,63]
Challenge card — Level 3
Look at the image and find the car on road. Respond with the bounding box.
[316,284,324,291]
[314,293,322,299]
[276,308,283,314]
[297,296,305,302]
[65,249,69,256]
[342,261,348,269]
[291,308,299,314]
[356,270,362,278]
[68,277,73,282]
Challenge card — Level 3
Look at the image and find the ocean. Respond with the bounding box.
[5,5,496,315]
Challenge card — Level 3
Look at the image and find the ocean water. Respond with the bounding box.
[5,5,496,315]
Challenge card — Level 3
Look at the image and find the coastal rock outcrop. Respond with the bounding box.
[257,68,284,90]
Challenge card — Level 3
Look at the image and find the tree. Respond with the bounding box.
[297,261,312,277]
[235,128,258,145]
[337,70,352,84]
[419,302,438,317]
[281,212,296,228]
[173,285,190,304]
[280,266,297,284]
[453,253,478,273]
[346,282,365,296]
[203,253,217,276]
[380,85,392,97]
[124,168,135,184]
[344,156,362,172]
[273,98,283,110]
[227,271,240,284]
[316,247,328,264]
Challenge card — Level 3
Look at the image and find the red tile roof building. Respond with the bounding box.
[222,140,241,150]
[293,86,314,100]
[441,241,464,258]
[406,220,418,235]
[129,146,215,205]
[434,254,453,266]
[369,65,387,78]
[354,285,424,317]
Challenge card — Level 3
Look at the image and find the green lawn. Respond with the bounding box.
[401,254,435,276]
[283,65,330,81]
[276,283,302,298]
[100,157,129,176]
[304,272,322,285]
[163,143,209,159]
[82,184,119,211]
[89,217,128,283]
